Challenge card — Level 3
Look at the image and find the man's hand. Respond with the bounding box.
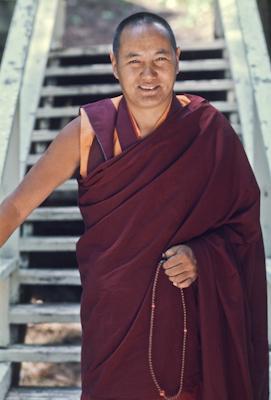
[162,245,198,289]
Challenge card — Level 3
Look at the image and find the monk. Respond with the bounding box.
[0,11,269,400]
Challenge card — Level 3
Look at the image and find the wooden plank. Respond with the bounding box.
[9,303,80,323]
[45,59,230,77]
[266,257,271,344]
[0,345,81,362]
[26,207,81,220]
[48,39,226,58]
[20,0,59,179]
[0,0,38,181]
[31,123,241,144]
[218,0,255,166]
[31,130,58,142]
[41,79,234,97]
[0,258,18,280]
[237,0,271,257]
[18,268,80,285]
[0,279,10,346]
[19,237,78,252]
[55,179,77,192]
[6,387,81,400]
[41,83,121,97]
[237,0,271,166]
[36,101,237,119]
[219,0,271,256]
[0,363,11,400]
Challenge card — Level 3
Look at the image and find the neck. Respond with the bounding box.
[125,94,173,137]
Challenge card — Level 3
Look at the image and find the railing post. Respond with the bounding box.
[20,0,60,178]
[213,0,223,38]
[51,0,66,49]
[218,0,271,256]
[0,105,20,347]
[0,0,38,349]
[236,0,271,257]
[0,277,10,347]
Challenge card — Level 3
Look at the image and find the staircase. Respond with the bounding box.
[0,38,242,399]
[1,0,271,398]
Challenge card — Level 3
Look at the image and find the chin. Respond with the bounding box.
[138,97,168,108]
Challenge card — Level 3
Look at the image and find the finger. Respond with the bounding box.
[168,271,192,282]
[164,246,179,258]
[162,254,188,270]
[179,245,197,265]
[163,262,190,276]
[173,277,194,289]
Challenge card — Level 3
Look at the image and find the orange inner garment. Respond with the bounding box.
[79,94,191,178]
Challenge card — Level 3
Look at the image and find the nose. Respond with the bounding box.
[140,64,157,79]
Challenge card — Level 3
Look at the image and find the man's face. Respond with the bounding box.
[110,23,180,110]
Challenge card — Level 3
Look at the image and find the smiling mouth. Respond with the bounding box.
[138,85,159,92]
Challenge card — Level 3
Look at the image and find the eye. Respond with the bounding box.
[128,59,140,64]
[156,57,167,62]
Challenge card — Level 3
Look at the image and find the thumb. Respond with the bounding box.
[163,245,179,259]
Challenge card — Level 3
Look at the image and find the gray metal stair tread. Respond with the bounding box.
[41,79,234,97]
[18,268,80,285]
[36,101,238,119]
[49,39,226,58]
[9,303,80,324]
[0,345,81,362]
[26,206,81,220]
[19,236,78,252]
[6,387,81,400]
[45,59,230,77]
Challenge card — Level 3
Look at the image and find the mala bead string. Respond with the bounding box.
[148,257,187,400]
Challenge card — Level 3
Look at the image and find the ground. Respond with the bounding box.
[20,0,213,388]
[63,0,213,47]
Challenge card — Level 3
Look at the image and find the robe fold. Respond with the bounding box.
[76,93,269,400]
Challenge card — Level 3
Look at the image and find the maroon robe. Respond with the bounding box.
[76,93,269,400]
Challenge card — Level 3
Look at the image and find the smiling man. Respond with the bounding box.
[0,11,269,400]
[109,19,181,137]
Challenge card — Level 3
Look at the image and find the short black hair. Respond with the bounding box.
[112,12,177,56]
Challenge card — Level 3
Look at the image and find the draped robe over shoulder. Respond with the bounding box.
[75,93,269,400]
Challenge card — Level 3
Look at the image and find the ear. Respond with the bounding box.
[175,47,181,75]
[110,51,119,80]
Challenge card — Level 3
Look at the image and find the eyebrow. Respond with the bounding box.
[124,49,171,58]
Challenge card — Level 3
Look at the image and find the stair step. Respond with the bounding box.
[26,207,81,220]
[41,79,234,97]
[31,123,241,145]
[31,129,59,142]
[6,387,81,400]
[45,59,230,77]
[55,179,77,192]
[0,362,11,400]
[41,83,120,98]
[19,237,78,252]
[36,101,238,119]
[0,345,80,362]
[18,268,80,285]
[48,39,226,58]
[9,303,80,324]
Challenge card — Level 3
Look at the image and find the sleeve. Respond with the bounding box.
[185,228,269,399]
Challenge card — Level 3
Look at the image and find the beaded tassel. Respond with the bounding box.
[148,257,187,400]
